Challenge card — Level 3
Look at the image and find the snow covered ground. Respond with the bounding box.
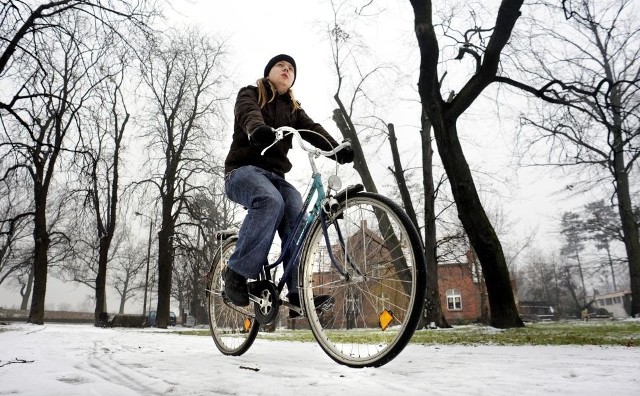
[1,322,639,395]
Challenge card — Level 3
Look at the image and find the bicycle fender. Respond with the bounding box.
[334,184,364,203]
[214,229,237,241]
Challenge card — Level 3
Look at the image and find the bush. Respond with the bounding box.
[110,314,145,328]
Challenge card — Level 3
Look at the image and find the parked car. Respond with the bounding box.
[144,311,177,327]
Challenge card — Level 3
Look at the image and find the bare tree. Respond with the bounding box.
[0,0,158,93]
[110,239,146,314]
[499,0,640,316]
[0,185,32,286]
[553,200,626,295]
[139,28,229,328]
[560,211,587,305]
[1,13,110,324]
[409,0,524,328]
[0,0,161,324]
[583,200,625,291]
[518,249,569,316]
[417,112,448,327]
[77,56,130,325]
[0,196,33,310]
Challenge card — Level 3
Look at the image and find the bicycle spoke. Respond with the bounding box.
[302,193,426,367]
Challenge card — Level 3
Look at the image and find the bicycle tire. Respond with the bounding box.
[300,192,426,367]
[207,237,260,356]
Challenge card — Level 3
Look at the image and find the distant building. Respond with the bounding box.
[437,250,525,324]
[437,260,484,323]
[593,290,632,319]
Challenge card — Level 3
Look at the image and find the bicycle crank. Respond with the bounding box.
[248,280,280,325]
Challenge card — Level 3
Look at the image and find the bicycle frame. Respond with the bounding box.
[263,152,332,296]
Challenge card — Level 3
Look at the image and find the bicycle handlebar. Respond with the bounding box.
[260,126,351,157]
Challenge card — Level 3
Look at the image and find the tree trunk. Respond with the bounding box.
[332,106,377,194]
[20,264,34,310]
[94,239,110,325]
[609,79,640,316]
[574,249,586,306]
[469,248,489,324]
[156,189,175,329]
[605,247,617,291]
[410,0,524,328]
[613,145,640,316]
[28,190,49,324]
[92,103,125,325]
[420,113,448,328]
[118,273,128,314]
[388,123,420,232]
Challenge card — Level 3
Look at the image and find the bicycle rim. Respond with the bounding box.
[301,192,426,367]
[207,237,259,356]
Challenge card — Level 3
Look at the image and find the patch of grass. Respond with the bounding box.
[409,320,640,347]
[182,320,640,347]
[174,329,210,337]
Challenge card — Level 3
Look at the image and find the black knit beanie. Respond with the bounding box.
[264,54,296,86]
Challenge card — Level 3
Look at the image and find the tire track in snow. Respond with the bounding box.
[78,333,177,395]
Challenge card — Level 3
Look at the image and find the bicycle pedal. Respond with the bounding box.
[221,290,240,306]
[283,301,303,318]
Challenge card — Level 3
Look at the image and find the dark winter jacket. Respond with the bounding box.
[224,82,339,176]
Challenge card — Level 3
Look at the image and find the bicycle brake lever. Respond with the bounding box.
[260,129,285,156]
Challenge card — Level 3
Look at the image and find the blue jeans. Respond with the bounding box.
[224,165,303,293]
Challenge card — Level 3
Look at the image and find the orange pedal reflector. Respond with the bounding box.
[243,318,252,333]
[379,309,394,331]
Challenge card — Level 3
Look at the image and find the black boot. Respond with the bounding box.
[223,267,249,306]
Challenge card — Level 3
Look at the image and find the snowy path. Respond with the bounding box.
[1,323,639,395]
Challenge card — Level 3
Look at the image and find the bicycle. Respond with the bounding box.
[205,126,427,368]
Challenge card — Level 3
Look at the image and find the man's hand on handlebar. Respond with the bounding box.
[335,140,355,164]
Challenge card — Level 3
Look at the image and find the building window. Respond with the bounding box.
[446,289,462,310]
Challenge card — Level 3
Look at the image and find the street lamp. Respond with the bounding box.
[135,211,153,315]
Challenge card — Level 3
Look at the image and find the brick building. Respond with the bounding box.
[437,259,485,324]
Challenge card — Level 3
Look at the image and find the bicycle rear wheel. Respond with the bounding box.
[207,237,259,356]
[300,192,426,367]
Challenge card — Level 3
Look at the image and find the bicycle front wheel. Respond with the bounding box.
[300,192,426,367]
[207,237,259,356]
